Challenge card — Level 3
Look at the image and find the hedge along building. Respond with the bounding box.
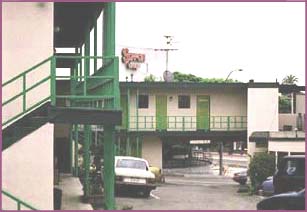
[2,2,120,210]
[116,81,305,169]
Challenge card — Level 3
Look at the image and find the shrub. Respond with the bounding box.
[248,152,275,192]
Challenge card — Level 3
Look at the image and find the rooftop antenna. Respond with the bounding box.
[154,35,178,82]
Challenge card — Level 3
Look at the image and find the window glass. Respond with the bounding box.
[178,95,190,108]
[285,160,297,176]
[138,95,149,108]
[116,159,147,170]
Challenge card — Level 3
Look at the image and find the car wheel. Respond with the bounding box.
[143,189,151,198]
[239,180,247,185]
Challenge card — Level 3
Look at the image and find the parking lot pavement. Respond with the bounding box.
[115,175,262,210]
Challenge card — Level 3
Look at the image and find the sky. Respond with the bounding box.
[116,2,305,85]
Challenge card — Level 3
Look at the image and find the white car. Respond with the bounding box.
[115,156,156,197]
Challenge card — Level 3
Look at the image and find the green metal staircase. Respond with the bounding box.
[2,2,119,210]
[2,55,120,150]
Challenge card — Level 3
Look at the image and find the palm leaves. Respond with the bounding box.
[282,75,298,85]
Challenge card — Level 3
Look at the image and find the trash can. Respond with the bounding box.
[54,188,62,210]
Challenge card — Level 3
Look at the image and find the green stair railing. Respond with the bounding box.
[2,57,53,127]
[2,190,37,210]
[2,55,119,128]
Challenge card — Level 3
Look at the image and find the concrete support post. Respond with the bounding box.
[291,92,294,114]
[275,151,278,170]
[83,125,91,198]
[219,141,223,176]
[103,125,116,210]
[74,124,79,177]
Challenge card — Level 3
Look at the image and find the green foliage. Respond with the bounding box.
[144,74,156,82]
[173,71,240,83]
[248,152,275,192]
[282,75,298,85]
[279,95,291,113]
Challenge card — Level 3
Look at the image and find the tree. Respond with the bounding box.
[173,71,240,83]
[144,74,156,82]
[282,75,298,85]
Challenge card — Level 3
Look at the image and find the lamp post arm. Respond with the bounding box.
[225,70,234,82]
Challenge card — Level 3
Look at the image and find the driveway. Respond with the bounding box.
[115,175,262,210]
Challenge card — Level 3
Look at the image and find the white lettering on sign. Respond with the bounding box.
[190,140,211,144]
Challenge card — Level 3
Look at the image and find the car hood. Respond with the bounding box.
[115,168,155,179]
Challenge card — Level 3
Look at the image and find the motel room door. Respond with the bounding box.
[197,96,210,130]
[156,95,167,130]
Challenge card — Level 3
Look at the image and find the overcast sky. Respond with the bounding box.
[116,2,305,85]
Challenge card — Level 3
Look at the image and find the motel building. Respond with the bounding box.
[2,2,305,211]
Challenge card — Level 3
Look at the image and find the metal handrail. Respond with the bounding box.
[2,190,37,210]
[128,115,247,131]
[2,57,53,127]
[2,55,119,127]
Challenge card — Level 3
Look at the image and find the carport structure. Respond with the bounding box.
[117,127,247,175]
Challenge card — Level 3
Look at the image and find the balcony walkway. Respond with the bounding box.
[57,173,93,210]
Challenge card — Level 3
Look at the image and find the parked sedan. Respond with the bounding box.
[115,156,156,197]
[232,171,247,185]
[257,189,305,210]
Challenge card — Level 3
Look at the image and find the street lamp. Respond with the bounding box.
[225,69,243,82]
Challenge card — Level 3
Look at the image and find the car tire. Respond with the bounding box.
[239,180,247,185]
[143,189,151,198]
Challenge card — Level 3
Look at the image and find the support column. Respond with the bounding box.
[219,141,223,176]
[103,125,116,210]
[275,151,278,170]
[83,125,91,198]
[126,135,130,156]
[118,135,121,155]
[69,125,73,174]
[291,92,294,114]
[136,135,139,157]
[74,124,79,177]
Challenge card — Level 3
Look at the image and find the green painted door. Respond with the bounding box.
[197,96,210,130]
[156,95,167,130]
[120,95,128,129]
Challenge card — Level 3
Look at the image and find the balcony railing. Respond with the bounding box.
[128,115,247,131]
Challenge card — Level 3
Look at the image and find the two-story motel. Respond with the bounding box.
[2,2,305,210]
[116,81,305,169]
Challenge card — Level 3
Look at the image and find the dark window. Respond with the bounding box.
[178,95,190,109]
[138,95,149,108]
[255,140,268,148]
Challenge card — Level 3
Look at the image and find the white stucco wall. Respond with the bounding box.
[296,93,305,114]
[141,136,163,169]
[247,87,279,155]
[127,87,247,131]
[269,141,305,153]
[2,2,54,124]
[2,124,54,210]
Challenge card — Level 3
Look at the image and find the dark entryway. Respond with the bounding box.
[54,138,71,173]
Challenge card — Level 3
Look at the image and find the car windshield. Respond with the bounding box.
[116,159,147,170]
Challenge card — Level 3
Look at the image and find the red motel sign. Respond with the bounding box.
[121,48,145,71]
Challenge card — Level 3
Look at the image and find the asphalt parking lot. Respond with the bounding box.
[115,175,262,210]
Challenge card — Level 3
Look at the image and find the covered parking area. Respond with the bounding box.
[158,130,247,175]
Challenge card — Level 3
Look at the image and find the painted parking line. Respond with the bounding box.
[150,192,160,200]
